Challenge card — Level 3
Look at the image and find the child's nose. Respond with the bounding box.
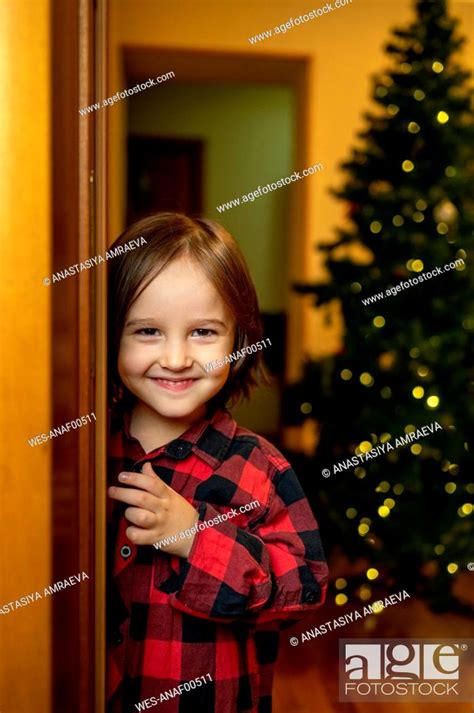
[158,340,192,370]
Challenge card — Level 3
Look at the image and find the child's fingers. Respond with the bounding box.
[124,506,157,529]
[108,485,158,512]
[125,525,156,546]
[141,462,168,493]
[117,467,168,498]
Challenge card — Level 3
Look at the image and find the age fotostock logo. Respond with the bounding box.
[339,639,474,702]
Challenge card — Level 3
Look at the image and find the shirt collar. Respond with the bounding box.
[120,407,237,470]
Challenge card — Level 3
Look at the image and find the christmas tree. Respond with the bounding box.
[284,0,474,612]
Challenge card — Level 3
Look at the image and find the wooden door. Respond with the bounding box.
[127,136,204,222]
[51,0,107,711]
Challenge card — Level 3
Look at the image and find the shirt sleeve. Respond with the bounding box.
[162,460,328,624]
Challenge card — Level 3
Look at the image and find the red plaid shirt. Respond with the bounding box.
[107,407,328,713]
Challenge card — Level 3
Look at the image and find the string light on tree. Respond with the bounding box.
[285,0,474,611]
[434,199,458,224]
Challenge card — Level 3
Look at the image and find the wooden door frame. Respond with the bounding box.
[94,0,109,710]
[51,0,107,711]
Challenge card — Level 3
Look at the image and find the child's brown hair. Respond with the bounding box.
[108,212,269,414]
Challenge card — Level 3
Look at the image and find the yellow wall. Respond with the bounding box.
[108,0,473,378]
[0,1,51,711]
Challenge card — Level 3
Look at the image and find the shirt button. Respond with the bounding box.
[120,545,132,559]
[303,588,319,604]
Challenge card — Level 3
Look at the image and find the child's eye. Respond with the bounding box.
[192,328,216,337]
[136,328,161,336]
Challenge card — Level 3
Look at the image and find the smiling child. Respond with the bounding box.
[106,213,328,713]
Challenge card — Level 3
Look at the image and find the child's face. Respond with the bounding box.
[118,255,236,423]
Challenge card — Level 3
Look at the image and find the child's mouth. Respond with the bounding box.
[151,377,198,393]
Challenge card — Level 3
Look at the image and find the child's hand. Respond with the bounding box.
[108,462,199,558]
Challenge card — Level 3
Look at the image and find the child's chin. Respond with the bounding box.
[153,398,203,419]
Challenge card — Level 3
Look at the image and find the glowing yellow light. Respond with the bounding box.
[300,402,312,415]
[412,386,424,399]
[436,222,448,235]
[448,464,459,475]
[359,441,372,453]
[372,601,385,614]
[406,259,414,271]
[393,483,404,495]
[405,424,416,434]
[335,578,347,590]
[427,395,440,408]
[416,199,427,210]
[384,498,395,509]
[361,517,372,526]
[458,507,467,518]
[445,166,456,177]
[445,482,456,494]
[434,544,445,555]
[408,121,420,133]
[358,524,369,536]
[402,160,414,172]
[366,568,379,581]
[380,433,391,443]
[378,505,390,518]
[409,347,420,358]
[376,482,390,494]
[373,316,385,328]
[393,215,404,226]
[365,617,377,631]
[400,63,412,73]
[360,372,374,387]
[466,484,474,495]
[417,366,429,377]
[388,104,399,115]
[380,386,392,399]
[355,467,366,479]
[411,444,422,455]
[359,584,372,601]
[350,282,362,293]
[412,259,424,271]
[456,249,466,260]
[455,261,465,271]
[447,563,458,574]
[413,212,424,223]
[370,221,382,234]
[437,111,449,124]
[414,89,425,101]
[335,593,348,606]
[341,369,352,380]
[375,86,388,97]
[432,61,444,73]
[461,503,473,515]
[346,507,357,519]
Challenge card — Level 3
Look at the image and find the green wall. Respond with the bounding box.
[128,82,295,313]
